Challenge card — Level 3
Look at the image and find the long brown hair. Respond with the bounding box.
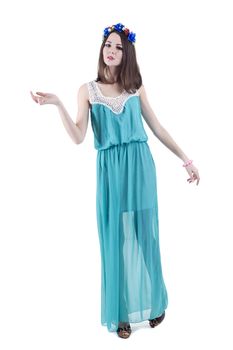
[96,30,143,94]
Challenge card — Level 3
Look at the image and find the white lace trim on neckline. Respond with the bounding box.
[87,80,139,114]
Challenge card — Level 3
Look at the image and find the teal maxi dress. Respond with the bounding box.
[87,80,168,332]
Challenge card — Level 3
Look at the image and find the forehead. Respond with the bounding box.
[106,32,122,45]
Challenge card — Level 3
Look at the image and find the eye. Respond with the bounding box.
[104,43,123,50]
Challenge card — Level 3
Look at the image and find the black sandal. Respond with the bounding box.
[117,323,132,339]
[149,311,165,328]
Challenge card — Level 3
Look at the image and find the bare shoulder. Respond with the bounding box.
[138,84,150,105]
[136,84,163,136]
[78,83,89,100]
[77,82,92,108]
[137,84,144,95]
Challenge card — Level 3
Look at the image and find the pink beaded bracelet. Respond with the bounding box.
[182,159,193,167]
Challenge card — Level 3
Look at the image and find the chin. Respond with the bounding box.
[105,61,119,67]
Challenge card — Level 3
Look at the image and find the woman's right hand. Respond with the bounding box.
[30,91,61,106]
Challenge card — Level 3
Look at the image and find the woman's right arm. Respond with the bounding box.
[57,84,90,144]
[30,83,90,144]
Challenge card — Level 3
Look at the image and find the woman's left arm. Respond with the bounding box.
[138,85,200,185]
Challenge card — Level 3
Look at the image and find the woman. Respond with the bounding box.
[30,22,200,339]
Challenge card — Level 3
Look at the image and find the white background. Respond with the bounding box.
[0,0,232,349]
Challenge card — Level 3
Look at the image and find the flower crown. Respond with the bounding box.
[103,22,136,44]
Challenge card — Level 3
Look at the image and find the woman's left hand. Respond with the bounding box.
[185,163,200,185]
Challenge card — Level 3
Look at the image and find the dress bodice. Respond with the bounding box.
[87,80,148,150]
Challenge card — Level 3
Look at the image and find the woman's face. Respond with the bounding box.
[103,32,123,67]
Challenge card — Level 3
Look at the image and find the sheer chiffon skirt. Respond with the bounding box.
[96,141,168,332]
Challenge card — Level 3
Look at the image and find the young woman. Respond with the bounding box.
[30,22,200,339]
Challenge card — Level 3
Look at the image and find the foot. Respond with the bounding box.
[117,322,132,339]
[149,311,165,328]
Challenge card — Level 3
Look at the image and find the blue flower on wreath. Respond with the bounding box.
[128,32,136,43]
[103,27,111,37]
[113,23,124,32]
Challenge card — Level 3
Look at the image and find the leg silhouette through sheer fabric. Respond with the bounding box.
[117,208,167,337]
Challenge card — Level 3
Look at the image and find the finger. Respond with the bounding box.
[36,92,46,96]
[30,92,38,103]
[188,173,194,180]
[192,175,199,185]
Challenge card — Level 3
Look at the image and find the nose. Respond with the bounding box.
[109,48,116,55]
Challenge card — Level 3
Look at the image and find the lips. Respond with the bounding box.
[107,56,114,60]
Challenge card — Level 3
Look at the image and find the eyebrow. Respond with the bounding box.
[106,40,122,46]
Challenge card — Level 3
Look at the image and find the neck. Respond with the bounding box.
[105,66,119,83]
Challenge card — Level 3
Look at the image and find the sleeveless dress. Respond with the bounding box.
[87,80,168,332]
